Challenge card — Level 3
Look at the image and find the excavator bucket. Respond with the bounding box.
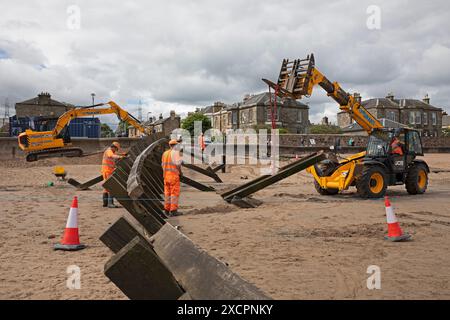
[262,53,315,99]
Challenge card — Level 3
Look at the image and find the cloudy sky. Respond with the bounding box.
[1,0,449,125]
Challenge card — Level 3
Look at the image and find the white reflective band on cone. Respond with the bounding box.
[385,206,397,224]
[66,207,78,228]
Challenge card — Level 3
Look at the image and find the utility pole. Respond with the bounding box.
[91,93,96,106]
[138,99,143,122]
[3,98,10,128]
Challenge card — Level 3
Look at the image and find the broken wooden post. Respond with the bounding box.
[67,175,103,190]
[100,216,146,253]
[149,223,271,300]
[104,236,184,300]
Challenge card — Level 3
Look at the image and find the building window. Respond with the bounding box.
[409,111,421,124]
[248,109,253,122]
[415,111,421,124]
[297,110,303,123]
[267,107,280,121]
[423,112,428,125]
[241,110,248,124]
[387,110,397,122]
[232,111,238,125]
[432,112,437,125]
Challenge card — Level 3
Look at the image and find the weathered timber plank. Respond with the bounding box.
[103,176,164,235]
[105,236,184,300]
[182,163,223,183]
[180,175,215,192]
[150,223,271,300]
[100,216,146,253]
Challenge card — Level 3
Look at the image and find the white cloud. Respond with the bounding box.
[0,0,449,124]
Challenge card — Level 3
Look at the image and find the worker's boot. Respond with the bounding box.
[170,210,182,217]
[102,193,108,207]
[107,194,119,208]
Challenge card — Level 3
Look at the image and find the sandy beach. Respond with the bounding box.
[0,153,449,299]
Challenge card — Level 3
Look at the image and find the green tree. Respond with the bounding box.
[181,112,211,135]
[101,123,114,137]
[116,120,130,137]
[309,124,342,134]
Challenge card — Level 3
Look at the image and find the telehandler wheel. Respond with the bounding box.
[356,165,387,198]
[314,180,339,195]
[405,163,428,195]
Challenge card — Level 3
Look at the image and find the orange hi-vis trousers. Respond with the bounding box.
[162,149,181,212]
[164,175,180,212]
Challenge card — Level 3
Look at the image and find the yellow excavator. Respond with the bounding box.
[18,101,151,162]
[263,54,429,198]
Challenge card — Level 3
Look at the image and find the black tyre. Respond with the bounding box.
[314,180,339,195]
[405,163,428,195]
[26,153,38,162]
[356,165,387,198]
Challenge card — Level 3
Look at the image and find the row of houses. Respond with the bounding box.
[200,92,446,136]
[200,92,310,133]
[338,93,444,136]
[3,91,448,138]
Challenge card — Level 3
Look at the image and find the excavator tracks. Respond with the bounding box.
[26,148,83,162]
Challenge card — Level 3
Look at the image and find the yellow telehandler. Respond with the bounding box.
[263,54,429,198]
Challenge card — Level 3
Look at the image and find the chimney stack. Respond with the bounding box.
[38,92,51,105]
[170,110,175,120]
[386,92,394,101]
[353,92,362,103]
[423,94,430,104]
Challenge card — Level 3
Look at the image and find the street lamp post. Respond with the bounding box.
[91,93,96,106]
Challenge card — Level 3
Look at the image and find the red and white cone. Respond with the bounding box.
[384,196,411,242]
[54,196,86,251]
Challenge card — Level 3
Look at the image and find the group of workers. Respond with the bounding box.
[100,139,184,216]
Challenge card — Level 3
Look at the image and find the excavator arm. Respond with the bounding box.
[262,54,383,134]
[18,100,150,161]
[52,101,151,137]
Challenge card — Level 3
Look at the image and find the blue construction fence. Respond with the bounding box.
[9,116,101,138]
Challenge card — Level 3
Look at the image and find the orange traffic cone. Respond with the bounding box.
[384,196,411,242]
[54,196,86,251]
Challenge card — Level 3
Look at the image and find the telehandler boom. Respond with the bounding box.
[263,54,429,198]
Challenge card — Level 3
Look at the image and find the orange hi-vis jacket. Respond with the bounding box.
[102,148,117,175]
[391,140,404,156]
[198,135,206,151]
[161,149,182,179]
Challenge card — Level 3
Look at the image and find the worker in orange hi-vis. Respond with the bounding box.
[102,141,125,208]
[390,136,404,156]
[198,132,206,162]
[162,139,183,217]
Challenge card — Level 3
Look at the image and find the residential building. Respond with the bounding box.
[442,112,450,128]
[200,92,309,133]
[128,110,180,137]
[15,92,73,118]
[338,93,444,136]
